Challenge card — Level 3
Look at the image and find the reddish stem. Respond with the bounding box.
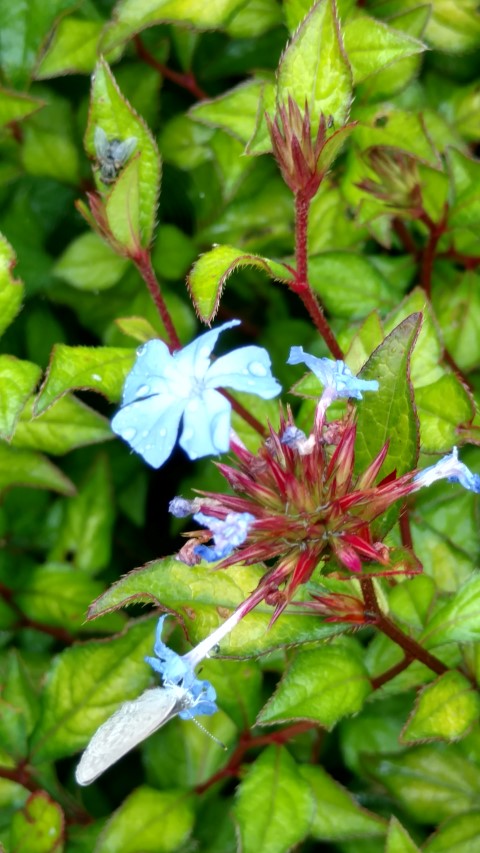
[133,251,181,351]
[195,722,316,794]
[222,389,267,438]
[134,36,207,100]
[392,217,418,257]
[419,208,448,298]
[291,192,343,359]
[360,576,448,678]
[0,583,75,644]
[399,503,413,550]
[371,655,412,690]
[439,247,480,270]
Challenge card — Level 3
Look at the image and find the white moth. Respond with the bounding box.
[75,684,196,786]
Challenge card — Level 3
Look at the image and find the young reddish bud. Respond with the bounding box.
[266,97,328,199]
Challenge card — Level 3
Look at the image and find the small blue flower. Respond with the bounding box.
[112,320,281,468]
[281,425,307,448]
[169,497,199,518]
[287,347,379,401]
[193,511,255,562]
[414,447,480,494]
[145,616,218,719]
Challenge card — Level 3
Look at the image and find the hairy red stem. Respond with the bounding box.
[135,36,207,100]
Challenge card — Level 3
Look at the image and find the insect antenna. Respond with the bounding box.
[191,717,227,749]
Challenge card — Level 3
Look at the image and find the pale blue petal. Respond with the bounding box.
[122,339,173,404]
[179,680,218,719]
[194,543,233,562]
[205,345,282,399]
[112,395,184,468]
[193,511,254,562]
[179,389,231,460]
[414,447,480,493]
[169,497,196,517]
[174,319,241,381]
[288,347,378,400]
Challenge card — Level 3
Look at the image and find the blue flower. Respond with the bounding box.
[112,320,282,468]
[193,511,255,562]
[145,615,217,719]
[414,447,480,494]
[287,347,379,401]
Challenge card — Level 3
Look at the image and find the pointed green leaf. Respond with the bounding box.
[385,816,420,853]
[48,455,114,574]
[278,0,352,134]
[433,270,480,372]
[344,14,426,85]
[0,87,44,126]
[355,313,421,477]
[54,232,128,292]
[87,58,161,247]
[258,641,371,727]
[188,244,293,323]
[415,375,474,453]
[0,444,74,495]
[365,745,480,824]
[10,791,64,853]
[402,671,480,744]
[87,557,343,656]
[35,18,104,78]
[0,357,41,440]
[114,315,159,343]
[234,747,314,853]
[0,234,24,338]
[95,787,195,853]
[12,396,112,455]
[421,572,480,648]
[0,0,75,87]
[34,345,135,415]
[423,812,480,853]
[384,289,444,387]
[30,618,156,762]
[190,79,267,144]
[299,765,386,840]
[309,252,395,319]
[101,0,244,52]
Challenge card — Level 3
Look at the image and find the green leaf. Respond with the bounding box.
[226,0,283,37]
[277,0,352,134]
[35,18,104,78]
[0,0,75,87]
[0,233,24,338]
[54,232,129,292]
[95,787,195,853]
[0,444,74,495]
[87,557,343,656]
[344,14,426,85]
[432,270,480,372]
[2,651,40,741]
[423,812,480,852]
[401,671,480,743]
[0,87,44,126]
[309,252,395,319]
[201,657,263,729]
[384,290,444,388]
[388,575,437,631]
[12,396,112,455]
[234,747,314,853]
[87,58,161,247]
[12,563,121,632]
[114,315,159,343]
[385,816,420,853]
[359,6,430,100]
[47,455,114,573]
[9,791,64,853]
[152,224,197,281]
[30,618,156,762]
[365,744,480,824]
[354,109,439,166]
[421,572,480,648]
[355,312,421,478]
[258,640,372,727]
[34,344,135,415]
[415,375,474,453]
[299,764,386,840]
[101,0,244,52]
[190,79,268,144]
[424,0,480,53]
[21,96,81,185]
[187,244,293,323]
[0,357,41,440]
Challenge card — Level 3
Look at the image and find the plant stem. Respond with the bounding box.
[134,36,207,100]
[419,207,448,298]
[133,250,181,351]
[360,576,448,678]
[291,192,343,359]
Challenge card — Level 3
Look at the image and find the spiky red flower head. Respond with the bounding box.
[188,402,418,622]
[266,97,329,199]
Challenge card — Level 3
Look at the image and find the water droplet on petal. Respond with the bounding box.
[123,427,136,441]
[137,345,146,356]
[136,384,150,396]
[92,374,101,382]
[159,428,167,437]
[183,428,194,442]
[248,361,267,377]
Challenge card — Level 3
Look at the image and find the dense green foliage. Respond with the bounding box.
[1,0,480,851]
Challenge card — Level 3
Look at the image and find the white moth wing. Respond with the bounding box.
[75,685,192,786]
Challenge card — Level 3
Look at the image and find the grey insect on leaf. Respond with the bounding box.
[93,126,138,185]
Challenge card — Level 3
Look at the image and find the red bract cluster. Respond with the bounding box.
[190,405,419,623]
